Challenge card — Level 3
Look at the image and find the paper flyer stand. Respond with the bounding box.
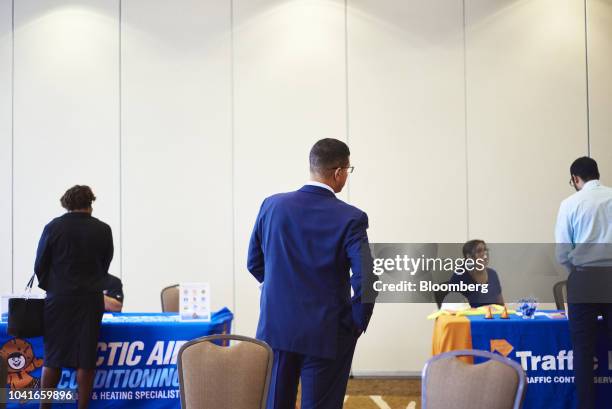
[179,283,211,322]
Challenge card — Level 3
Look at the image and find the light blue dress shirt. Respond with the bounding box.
[555,180,612,270]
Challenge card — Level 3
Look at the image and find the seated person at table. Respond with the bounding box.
[449,239,504,307]
[103,274,124,312]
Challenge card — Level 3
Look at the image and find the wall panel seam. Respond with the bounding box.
[10,0,15,292]
[345,0,351,204]
[584,0,591,156]
[463,0,470,240]
[118,0,124,278]
[230,0,237,316]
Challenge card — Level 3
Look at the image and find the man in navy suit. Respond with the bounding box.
[248,138,374,409]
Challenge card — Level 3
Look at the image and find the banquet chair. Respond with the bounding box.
[178,334,273,409]
[161,284,179,312]
[435,290,468,309]
[553,280,567,310]
[0,355,6,409]
[422,349,526,409]
[433,283,449,309]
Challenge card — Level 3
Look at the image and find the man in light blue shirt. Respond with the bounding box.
[555,157,612,409]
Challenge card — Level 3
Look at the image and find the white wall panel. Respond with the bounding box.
[0,0,11,293]
[233,0,347,336]
[587,0,612,183]
[3,0,610,376]
[12,0,120,292]
[465,0,588,243]
[121,0,233,312]
[347,0,466,373]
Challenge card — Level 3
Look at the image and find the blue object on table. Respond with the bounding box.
[469,311,612,409]
[516,298,538,319]
[0,308,233,409]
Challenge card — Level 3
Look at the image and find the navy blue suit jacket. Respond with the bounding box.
[247,185,374,359]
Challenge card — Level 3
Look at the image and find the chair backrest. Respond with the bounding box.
[553,280,567,310]
[433,283,449,309]
[0,355,6,409]
[178,334,273,409]
[436,290,469,309]
[422,349,526,409]
[161,284,179,312]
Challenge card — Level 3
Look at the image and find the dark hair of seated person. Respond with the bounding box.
[462,239,485,258]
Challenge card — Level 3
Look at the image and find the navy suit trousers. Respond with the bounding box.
[266,333,358,409]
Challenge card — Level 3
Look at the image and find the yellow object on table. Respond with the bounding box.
[427,304,515,320]
[430,306,518,364]
[431,315,473,363]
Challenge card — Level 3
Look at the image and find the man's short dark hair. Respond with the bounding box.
[309,138,350,176]
[570,157,599,182]
[60,185,96,211]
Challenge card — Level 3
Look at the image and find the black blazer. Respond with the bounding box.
[34,212,114,295]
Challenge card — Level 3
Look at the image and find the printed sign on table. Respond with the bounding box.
[179,283,211,322]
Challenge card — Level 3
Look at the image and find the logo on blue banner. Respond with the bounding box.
[0,338,43,391]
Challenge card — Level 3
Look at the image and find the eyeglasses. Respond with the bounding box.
[473,248,489,256]
[329,166,355,174]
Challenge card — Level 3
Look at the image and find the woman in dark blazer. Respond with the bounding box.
[34,185,113,409]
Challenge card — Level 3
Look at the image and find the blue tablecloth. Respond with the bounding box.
[469,312,612,409]
[0,308,233,408]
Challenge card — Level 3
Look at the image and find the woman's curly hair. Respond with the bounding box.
[60,185,96,211]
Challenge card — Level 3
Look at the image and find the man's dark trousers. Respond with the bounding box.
[266,333,358,409]
[568,268,612,409]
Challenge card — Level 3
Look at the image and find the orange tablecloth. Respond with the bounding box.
[431,315,473,363]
